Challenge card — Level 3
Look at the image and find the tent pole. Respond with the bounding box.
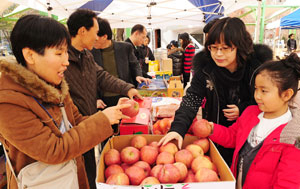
[255,1,262,43]
[259,0,266,43]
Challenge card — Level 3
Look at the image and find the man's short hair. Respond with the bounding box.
[67,9,97,37]
[131,24,145,35]
[10,14,70,67]
[97,17,112,40]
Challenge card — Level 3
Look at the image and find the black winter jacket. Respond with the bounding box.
[168,48,183,76]
[169,44,273,138]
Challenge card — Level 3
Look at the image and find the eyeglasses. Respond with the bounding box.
[208,45,235,54]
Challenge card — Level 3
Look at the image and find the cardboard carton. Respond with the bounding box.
[137,79,168,97]
[167,76,183,97]
[119,108,151,135]
[161,58,172,72]
[96,135,235,189]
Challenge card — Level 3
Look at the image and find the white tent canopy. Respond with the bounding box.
[6,0,258,28]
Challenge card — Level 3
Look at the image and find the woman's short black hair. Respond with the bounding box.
[97,17,112,40]
[67,9,97,37]
[205,17,253,67]
[10,14,71,67]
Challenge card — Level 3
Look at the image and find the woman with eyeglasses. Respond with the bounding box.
[158,17,273,166]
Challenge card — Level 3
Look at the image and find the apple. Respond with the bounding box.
[106,172,129,185]
[149,141,159,150]
[158,164,181,184]
[185,144,204,158]
[193,138,210,153]
[104,149,121,166]
[140,176,160,185]
[125,165,147,185]
[159,118,172,134]
[105,164,124,179]
[120,146,140,165]
[120,99,139,117]
[192,119,212,138]
[150,164,163,178]
[131,135,147,150]
[183,170,197,183]
[174,149,194,168]
[173,162,188,182]
[121,163,130,171]
[133,161,151,177]
[140,145,159,165]
[156,152,174,164]
[191,155,214,173]
[195,167,220,182]
[159,142,178,155]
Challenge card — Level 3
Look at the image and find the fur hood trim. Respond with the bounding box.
[0,56,69,104]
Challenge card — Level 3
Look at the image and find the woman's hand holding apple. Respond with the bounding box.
[102,104,131,125]
[158,131,183,150]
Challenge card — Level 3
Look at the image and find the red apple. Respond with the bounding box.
[185,144,204,158]
[133,161,151,177]
[158,164,181,183]
[173,162,188,182]
[120,99,139,117]
[104,149,121,166]
[156,152,174,164]
[193,138,210,153]
[140,145,159,165]
[140,176,160,185]
[121,163,130,171]
[131,135,147,150]
[159,118,172,134]
[120,146,140,165]
[159,142,178,155]
[183,170,197,183]
[125,166,146,185]
[150,164,163,178]
[174,149,194,168]
[191,155,214,173]
[149,141,159,150]
[105,164,124,179]
[106,172,129,185]
[192,119,212,138]
[195,167,220,182]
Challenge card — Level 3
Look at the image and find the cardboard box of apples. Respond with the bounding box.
[96,134,235,189]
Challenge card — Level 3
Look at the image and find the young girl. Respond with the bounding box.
[209,53,300,188]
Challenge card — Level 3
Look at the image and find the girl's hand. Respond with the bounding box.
[158,132,183,150]
[223,104,239,121]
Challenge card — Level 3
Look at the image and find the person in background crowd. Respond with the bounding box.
[137,35,155,78]
[210,53,300,188]
[167,40,183,76]
[91,18,150,107]
[179,32,195,87]
[287,33,297,54]
[159,17,273,166]
[125,24,148,85]
[65,9,142,189]
[0,14,130,189]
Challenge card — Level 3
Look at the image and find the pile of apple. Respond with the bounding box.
[104,120,219,186]
[152,117,174,135]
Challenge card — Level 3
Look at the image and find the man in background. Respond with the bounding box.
[65,9,142,188]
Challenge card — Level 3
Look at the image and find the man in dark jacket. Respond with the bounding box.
[137,35,155,78]
[91,18,150,107]
[65,9,142,189]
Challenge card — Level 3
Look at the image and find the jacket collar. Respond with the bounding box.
[0,56,68,104]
